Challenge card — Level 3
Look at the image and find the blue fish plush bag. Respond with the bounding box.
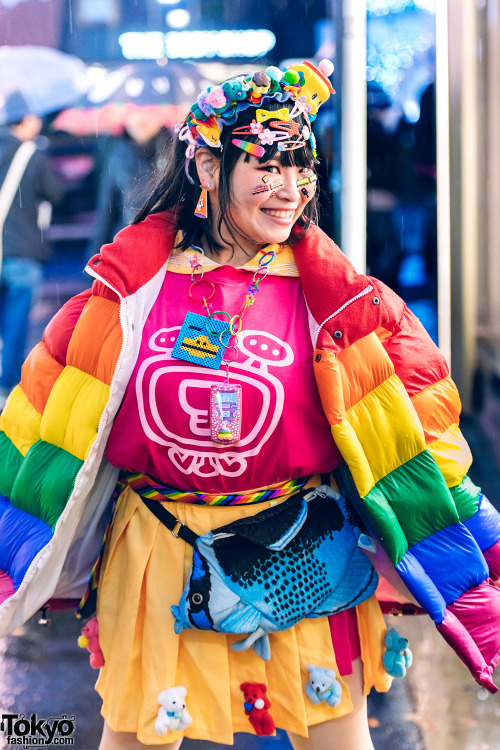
[163,485,378,661]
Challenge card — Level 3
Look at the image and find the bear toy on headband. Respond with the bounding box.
[176,59,335,178]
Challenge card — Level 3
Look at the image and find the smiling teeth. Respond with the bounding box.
[261,209,293,218]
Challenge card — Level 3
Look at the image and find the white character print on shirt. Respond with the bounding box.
[135,326,294,477]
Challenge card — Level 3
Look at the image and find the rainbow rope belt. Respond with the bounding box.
[123,471,311,506]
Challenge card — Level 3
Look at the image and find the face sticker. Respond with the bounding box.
[296,173,317,188]
[251,176,283,195]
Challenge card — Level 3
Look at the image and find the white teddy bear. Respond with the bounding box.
[154,685,193,736]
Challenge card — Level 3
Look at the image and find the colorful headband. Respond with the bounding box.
[176,59,335,182]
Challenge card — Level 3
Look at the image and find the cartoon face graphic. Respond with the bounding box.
[181,333,219,360]
[135,327,294,477]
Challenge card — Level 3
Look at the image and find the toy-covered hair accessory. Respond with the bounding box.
[176,59,334,181]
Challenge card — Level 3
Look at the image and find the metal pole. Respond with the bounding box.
[448,0,479,411]
[340,0,367,271]
[485,0,500,337]
[435,0,451,363]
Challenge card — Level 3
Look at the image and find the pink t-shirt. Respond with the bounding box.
[106,262,342,493]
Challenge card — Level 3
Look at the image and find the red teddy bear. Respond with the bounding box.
[77,617,105,669]
[240,682,275,736]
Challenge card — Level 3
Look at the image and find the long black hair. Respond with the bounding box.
[133,97,320,255]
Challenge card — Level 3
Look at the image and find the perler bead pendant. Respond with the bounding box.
[171,312,230,370]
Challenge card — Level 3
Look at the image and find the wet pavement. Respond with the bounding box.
[1,263,499,749]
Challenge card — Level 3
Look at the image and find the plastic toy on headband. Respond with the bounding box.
[176,59,335,180]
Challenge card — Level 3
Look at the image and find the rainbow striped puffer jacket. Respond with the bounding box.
[0,212,499,692]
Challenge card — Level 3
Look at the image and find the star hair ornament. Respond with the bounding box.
[176,59,335,182]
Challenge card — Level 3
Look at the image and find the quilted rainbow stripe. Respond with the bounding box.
[0,288,123,603]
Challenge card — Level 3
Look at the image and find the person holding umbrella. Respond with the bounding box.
[89,113,171,254]
[0,91,63,406]
[0,45,87,406]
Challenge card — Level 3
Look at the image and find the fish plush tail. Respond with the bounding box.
[171,605,184,635]
[231,628,271,661]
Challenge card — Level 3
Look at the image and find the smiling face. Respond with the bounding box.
[192,98,319,262]
[209,152,316,254]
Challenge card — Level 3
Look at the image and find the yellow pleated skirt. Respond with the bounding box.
[95,485,391,745]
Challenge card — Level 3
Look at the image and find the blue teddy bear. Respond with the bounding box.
[222,80,246,102]
[383,628,413,678]
[305,665,342,708]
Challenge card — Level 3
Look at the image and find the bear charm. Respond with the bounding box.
[240,682,275,736]
[154,686,193,736]
[305,665,342,707]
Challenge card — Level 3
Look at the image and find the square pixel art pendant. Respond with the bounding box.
[210,382,242,444]
[171,312,231,369]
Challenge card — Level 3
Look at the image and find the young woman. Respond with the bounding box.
[0,61,499,750]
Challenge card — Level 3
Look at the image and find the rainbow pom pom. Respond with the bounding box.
[232,138,265,157]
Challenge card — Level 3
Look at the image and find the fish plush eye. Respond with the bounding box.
[191,593,203,605]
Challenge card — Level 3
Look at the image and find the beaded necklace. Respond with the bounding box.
[171,245,276,445]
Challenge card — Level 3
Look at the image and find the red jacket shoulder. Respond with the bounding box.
[87,211,178,298]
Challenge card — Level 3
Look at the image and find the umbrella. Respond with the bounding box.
[0,45,89,126]
[54,60,211,136]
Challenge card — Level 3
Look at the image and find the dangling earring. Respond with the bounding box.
[194,181,211,219]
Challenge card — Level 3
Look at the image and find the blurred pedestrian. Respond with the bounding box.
[366,81,402,291]
[0,92,63,406]
[90,111,171,253]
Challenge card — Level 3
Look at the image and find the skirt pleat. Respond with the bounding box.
[95,485,383,745]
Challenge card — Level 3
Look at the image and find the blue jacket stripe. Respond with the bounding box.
[0,496,52,590]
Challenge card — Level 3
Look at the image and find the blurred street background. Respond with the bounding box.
[1,0,500,748]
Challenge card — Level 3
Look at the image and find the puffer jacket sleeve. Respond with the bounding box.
[377,280,500,581]
[0,289,92,602]
[368,279,500,692]
[294,223,500,691]
[0,212,176,635]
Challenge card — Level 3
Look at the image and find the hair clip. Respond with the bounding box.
[269,120,301,137]
[232,120,263,136]
[277,140,306,152]
[255,108,290,123]
[232,139,265,157]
